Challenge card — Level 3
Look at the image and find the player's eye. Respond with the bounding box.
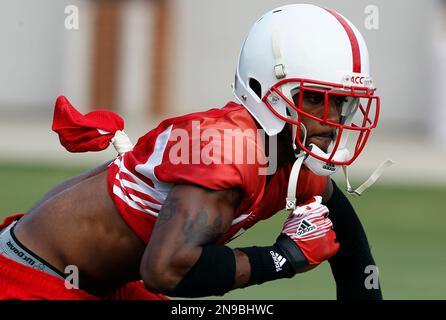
[334,95,348,108]
[304,92,324,105]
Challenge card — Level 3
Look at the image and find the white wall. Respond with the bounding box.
[1,0,446,181]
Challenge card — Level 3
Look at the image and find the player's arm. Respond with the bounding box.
[140,184,339,298]
[140,184,243,294]
[324,178,383,300]
[28,160,112,213]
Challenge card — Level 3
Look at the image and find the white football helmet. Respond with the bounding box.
[233,4,380,169]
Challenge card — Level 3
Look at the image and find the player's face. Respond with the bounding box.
[294,91,344,153]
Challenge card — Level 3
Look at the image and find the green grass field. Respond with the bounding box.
[0,162,445,300]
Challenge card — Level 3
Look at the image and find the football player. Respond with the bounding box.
[0,4,382,300]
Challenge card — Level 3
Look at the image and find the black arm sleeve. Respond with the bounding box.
[326,180,383,300]
[167,237,305,298]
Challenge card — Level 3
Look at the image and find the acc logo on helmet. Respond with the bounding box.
[342,74,373,87]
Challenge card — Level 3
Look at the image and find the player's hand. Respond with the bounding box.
[281,196,339,266]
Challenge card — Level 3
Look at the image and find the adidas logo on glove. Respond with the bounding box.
[270,251,287,272]
[295,219,317,237]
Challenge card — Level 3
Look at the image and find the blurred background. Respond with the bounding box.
[0,0,445,299]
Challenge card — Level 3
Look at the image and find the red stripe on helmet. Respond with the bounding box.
[324,8,361,73]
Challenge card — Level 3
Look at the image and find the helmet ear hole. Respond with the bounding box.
[249,78,262,99]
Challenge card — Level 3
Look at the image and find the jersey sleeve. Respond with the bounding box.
[108,103,267,243]
[155,134,244,191]
[127,111,267,204]
[158,122,265,197]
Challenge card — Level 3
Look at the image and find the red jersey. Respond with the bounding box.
[107,102,327,244]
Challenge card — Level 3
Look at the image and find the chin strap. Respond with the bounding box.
[285,146,394,210]
[272,29,300,155]
[272,30,286,79]
[342,159,394,196]
[286,124,308,211]
[286,155,306,210]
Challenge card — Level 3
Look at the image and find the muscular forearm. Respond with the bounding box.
[142,184,313,298]
[181,248,254,290]
[162,237,308,298]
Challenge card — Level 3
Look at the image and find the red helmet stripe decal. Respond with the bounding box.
[323,8,361,73]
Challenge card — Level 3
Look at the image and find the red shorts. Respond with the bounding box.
[0,214,169,300]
